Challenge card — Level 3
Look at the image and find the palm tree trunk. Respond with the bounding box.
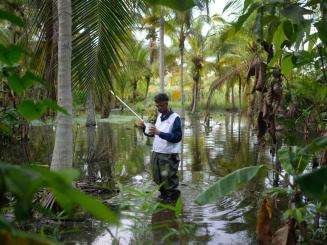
[159,14,165,93]
[51,0,73,171]
[132,79,137,104]
[145,75,150,100]
[238,75,242,110]
[86,90,96,127]
[179,26,185,116]
[145,27,156,99]
[231,84,235,109]
[191,77,200,113]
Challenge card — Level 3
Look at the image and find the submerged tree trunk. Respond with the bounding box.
[191,57,202,113]
[179,25,186,117]
[239,75,242,110]
[86,89,96,127]
[51,0,73,171]
[231,84,235,109]
[159,14,165,93]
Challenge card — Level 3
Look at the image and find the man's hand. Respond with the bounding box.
[137,120,145,127]
[149,125,161,135]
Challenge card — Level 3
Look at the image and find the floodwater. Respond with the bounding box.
[1,111,277,244]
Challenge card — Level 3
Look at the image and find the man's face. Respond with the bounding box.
[155,101,168,113]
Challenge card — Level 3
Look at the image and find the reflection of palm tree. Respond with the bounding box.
[190,116,202,171]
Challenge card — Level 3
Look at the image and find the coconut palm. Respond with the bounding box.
[51,0,72,170]
[166,9,192,111]
[119,41,150,104]
[186,15,213,113]
[203,24,253,122]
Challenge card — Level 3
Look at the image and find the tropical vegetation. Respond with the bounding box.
[0,0,326,244]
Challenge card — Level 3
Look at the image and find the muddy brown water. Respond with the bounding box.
[1,111,278,244]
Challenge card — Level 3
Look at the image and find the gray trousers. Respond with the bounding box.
[150,152,180,196]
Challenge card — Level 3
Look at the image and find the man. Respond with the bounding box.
[142,93,182,203]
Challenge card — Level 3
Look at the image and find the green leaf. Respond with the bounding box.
[0,163,117,225]
[299,136,327,156]
[268,49,282,66]
[40,99,69,115]
[315,20,327,45]
[243,0,254,12]
[145,0,196,11]
[278,137,327,175]
[278,147,295,175]
[7,71,40,95]
[68,189,118,223]
[21,71,43,89]
[281,55,293,77]
[273,23,287,50]
[114,161,124,175]
[296,167,327,202]
[195,165,265,205]
[292,51,314,67]
[17,100,43,121]
[0,9,24,27]
[235,3,259,31]
[7,74,25,95]
[0,44,23,65]
[174,197,183,216]
[283,21,295,42]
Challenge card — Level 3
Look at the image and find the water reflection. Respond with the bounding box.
[0,112,273,244]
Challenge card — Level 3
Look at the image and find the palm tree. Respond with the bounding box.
[143,5,170,93]
[51,0,73,170]
[50,0,139,170]
[186,16,212,113]
[159,9,165,93]
[120,41,150,104]
[166,10,192,112]
[204,22,253,122]
[142,6,160,98]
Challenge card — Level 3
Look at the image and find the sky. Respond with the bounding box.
[135,0,241,45]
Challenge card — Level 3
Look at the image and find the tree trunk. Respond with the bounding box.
[145,27,156,99]
[191,76,200,113]
[179,26,185,117]
[86,89,96,127]
[239,76,242,110]
[132,79,137,104]
[159,14,165,93]
[51,0,73,171]
[231,84,235,109]
[145,75,150,100]
[225,86,230,105]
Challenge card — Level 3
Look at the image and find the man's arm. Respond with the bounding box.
[158,117,182,143]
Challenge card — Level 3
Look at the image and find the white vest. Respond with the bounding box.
[152,112,181,154]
